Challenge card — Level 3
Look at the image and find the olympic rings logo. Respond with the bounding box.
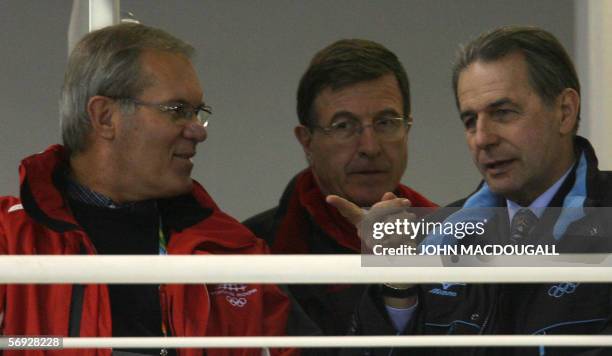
[548,283,579,298]
[216,284,248,292]
[226,296,247,307]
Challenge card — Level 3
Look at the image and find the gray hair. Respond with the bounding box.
[60,23,195,153]
[452,26,580,129]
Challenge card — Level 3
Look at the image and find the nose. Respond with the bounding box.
[182,120,207,143]
[356,125,382,157]
[473,116,499,150]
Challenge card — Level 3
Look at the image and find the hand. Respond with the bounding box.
[327,193,418,304]
[327,192,416,252]
[326,192,411,225]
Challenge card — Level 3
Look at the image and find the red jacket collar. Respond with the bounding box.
[19,144,257,251]
[19,144,79,229]
[272,168,437,253]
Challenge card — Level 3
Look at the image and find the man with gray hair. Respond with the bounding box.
[0,23,294,356]
[332,26,612,356]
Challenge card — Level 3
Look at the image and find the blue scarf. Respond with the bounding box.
[420,152,588,247]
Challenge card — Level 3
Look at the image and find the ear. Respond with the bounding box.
[294,125,312,148]
[86,95,118,140]
[557,88,580,135]
[294,125,313,159]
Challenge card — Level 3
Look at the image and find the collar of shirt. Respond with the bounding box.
[65,176,135,209]
[506,163,574,222]
[385,299,419,333]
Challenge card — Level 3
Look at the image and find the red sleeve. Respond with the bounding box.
[253,240,299,356]
[263,283,299,356]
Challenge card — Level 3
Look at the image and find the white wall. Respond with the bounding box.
[0,0,575,220]
[575,0,612,170]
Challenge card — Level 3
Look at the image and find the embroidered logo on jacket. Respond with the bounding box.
[428,283,467,297]
[210,284,258,308]
[548,283,579,298]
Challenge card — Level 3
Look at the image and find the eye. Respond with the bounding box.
[461,115,476,131]
[166,103,189,119]
[492,108,516,120]
[330,118,356,131]
[375,117,401,130]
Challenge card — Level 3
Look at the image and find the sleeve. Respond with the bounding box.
[262,283,299,356]
[567,290,612,355]
[249,231,329,356]
[249,239,299,356]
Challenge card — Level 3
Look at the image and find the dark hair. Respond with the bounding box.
[61,23,194,153]
[297,39,410,127]
[452,26,580,127]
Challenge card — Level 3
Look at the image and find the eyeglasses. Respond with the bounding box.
[311,117,411,142]
[116,97,212,127]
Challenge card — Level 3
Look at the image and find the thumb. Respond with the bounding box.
[326,194,364,225]
[380,192,399,201]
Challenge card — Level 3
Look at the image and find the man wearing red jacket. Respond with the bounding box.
[243,39,436,342]
[0,23,294,356]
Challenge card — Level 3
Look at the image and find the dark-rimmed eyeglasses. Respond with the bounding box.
[311,117,411,142]
[115,97,212,127]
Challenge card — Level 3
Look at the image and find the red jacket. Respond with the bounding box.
[0,145,295,356]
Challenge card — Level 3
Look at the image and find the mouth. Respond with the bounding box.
[348,169,387,176]
[482,159,515,175]
[174,152,195,161]
[173,152,196,168]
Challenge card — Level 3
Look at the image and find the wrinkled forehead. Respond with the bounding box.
[313,74,404,123]
[457,54,531,110]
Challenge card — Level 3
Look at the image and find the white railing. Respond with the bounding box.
[55,335,612,348]
[1,255,612,284]
[1,254,611,349]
